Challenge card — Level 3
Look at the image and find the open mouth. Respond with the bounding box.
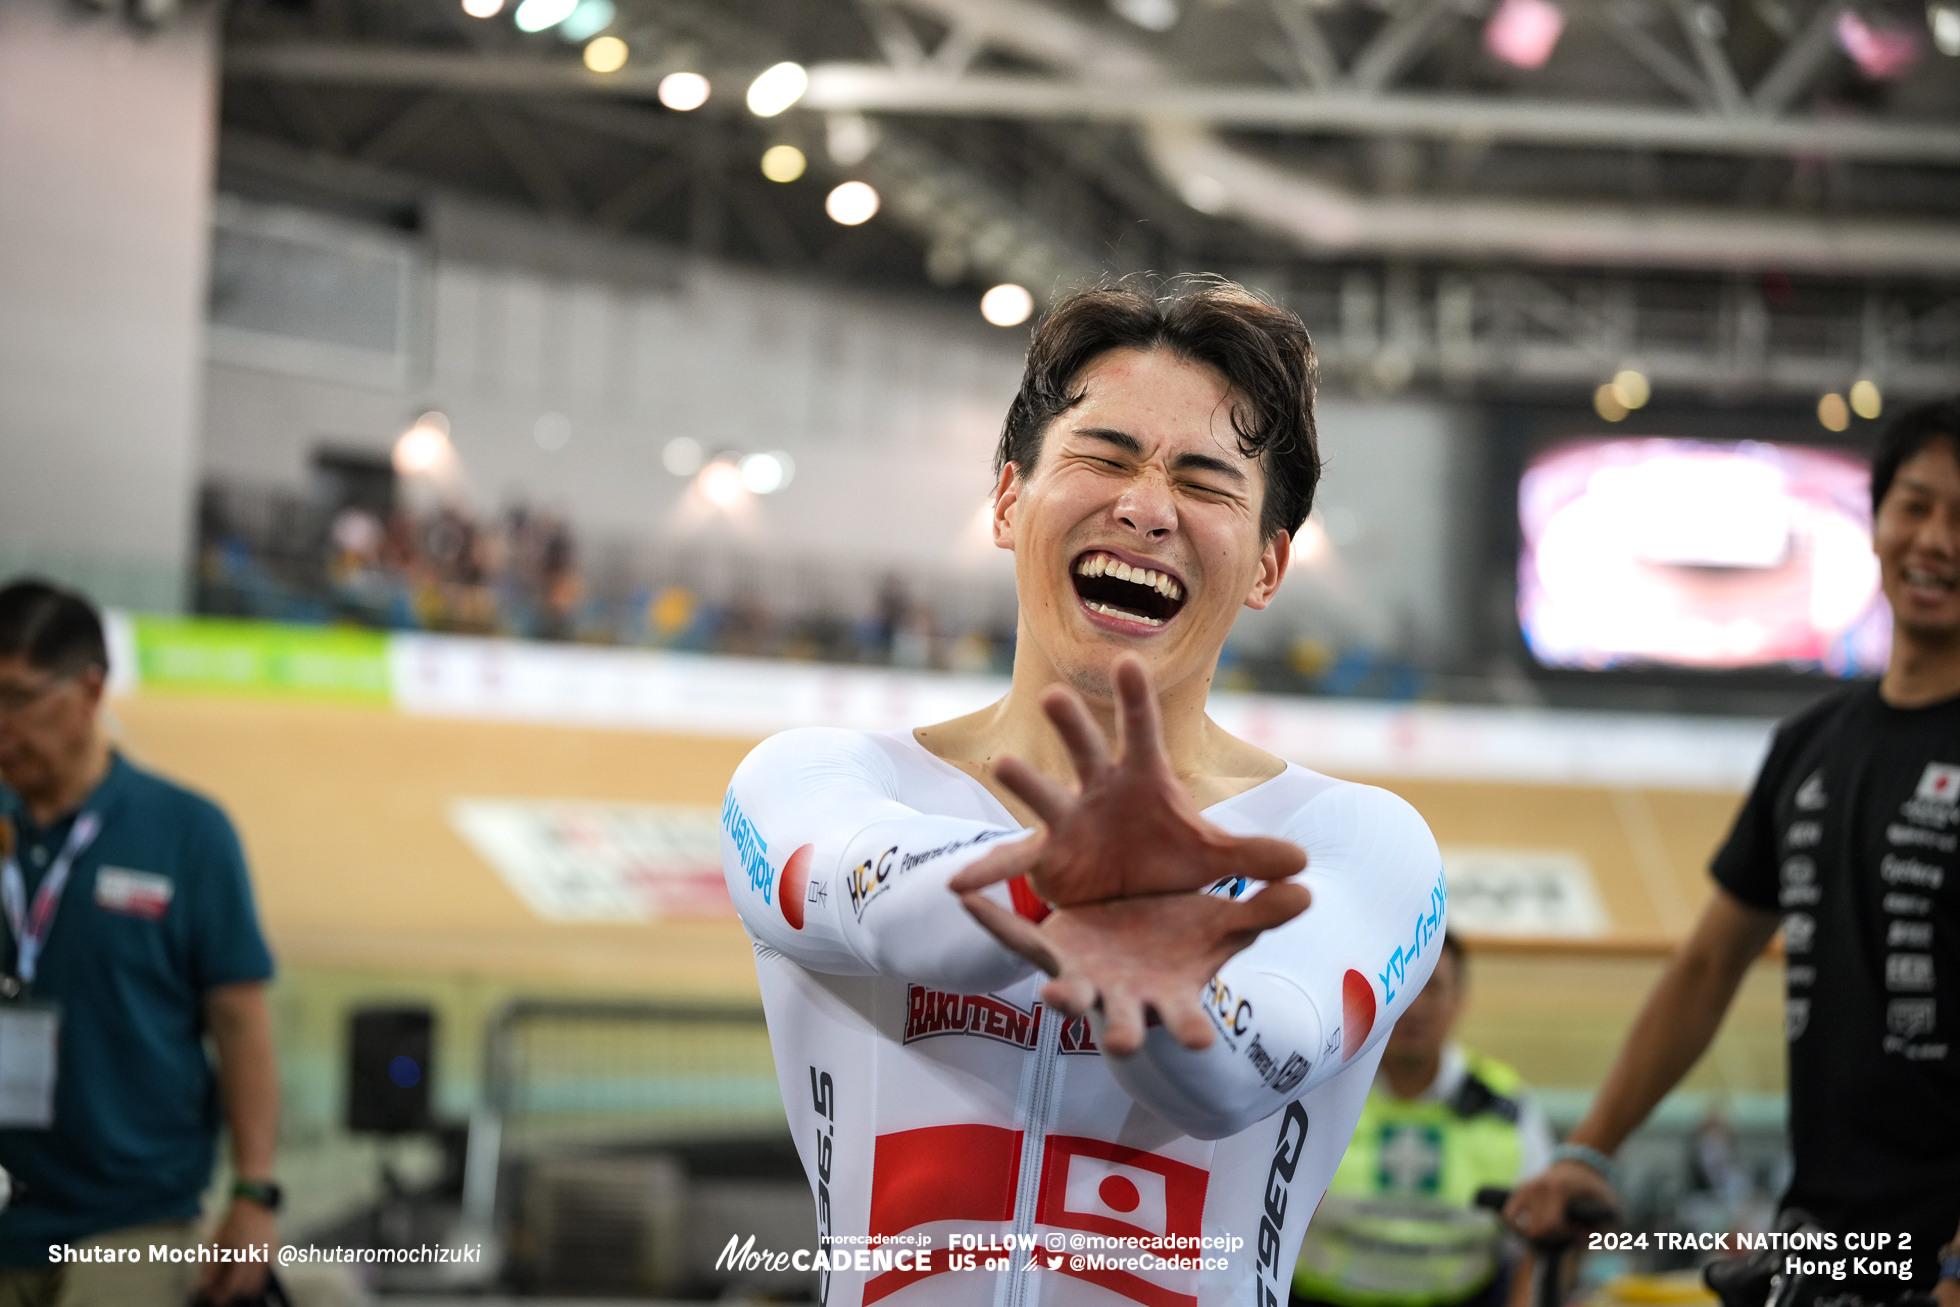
[1902,565,1958,599]
[1071,551,1188,628]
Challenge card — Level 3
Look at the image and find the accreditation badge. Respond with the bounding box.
[0,998,59,1128]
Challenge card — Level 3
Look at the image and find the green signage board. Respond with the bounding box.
[131,616,392,703]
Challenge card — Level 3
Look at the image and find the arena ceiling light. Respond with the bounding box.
[582,36,627,73]
[1836,10,1923,77]
[980,284,1034,327]
[1178,173,1229,214]
[825,181,879,225]
[557,0,612,41]
[512,0,576,32]
[1483,0,1566,68]
[658,72,710,111]
[739,451,795,494]
[697,459,748,508]
[1610,369,1650,411]
[1593,384,1630,422]
[1933,2,1960,55]
[662,436,704,476]
[394,411,456,475]
[761,145,807,182]
[1850,378,1884,420]
[1294,515,1331,562]
[747,62,808,117]
[1108,0,1180,31]
[460,0,502,17]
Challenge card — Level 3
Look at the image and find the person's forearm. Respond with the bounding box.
[722,728,1037,984]
[1099,963,1326,1139]
[1568,940,1755,1155]
[1104,785,1444,1137]
[209,984,279,1179]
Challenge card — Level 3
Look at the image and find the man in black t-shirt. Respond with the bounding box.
[1508,399,1960,1305]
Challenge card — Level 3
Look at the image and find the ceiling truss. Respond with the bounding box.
[213,0,1960,401]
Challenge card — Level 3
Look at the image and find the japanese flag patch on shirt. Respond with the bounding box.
[94,867,174,920]
[1915,763,1960,805]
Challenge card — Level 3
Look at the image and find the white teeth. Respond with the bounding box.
[1074,553,1183,602]
[1905,568,1956,590]
[1085,601,1164,627]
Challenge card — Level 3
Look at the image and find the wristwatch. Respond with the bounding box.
[1937,1239,1960,1284]
[233,1179,283,1213]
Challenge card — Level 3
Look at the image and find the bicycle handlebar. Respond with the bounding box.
[1473,1187,1619,1241]
[1471,1186,1618,1307]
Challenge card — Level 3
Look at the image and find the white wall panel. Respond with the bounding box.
[0,1,218,609]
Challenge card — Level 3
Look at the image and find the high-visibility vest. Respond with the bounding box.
[1292,1052,1529,1307]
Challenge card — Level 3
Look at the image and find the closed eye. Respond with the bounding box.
[1179,477,1244,503]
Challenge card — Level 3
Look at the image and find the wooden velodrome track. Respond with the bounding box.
[111,692,1784,1096]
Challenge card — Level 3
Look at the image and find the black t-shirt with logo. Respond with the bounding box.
[1712,684,1960,1284]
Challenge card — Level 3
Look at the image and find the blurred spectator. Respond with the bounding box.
[714,588,771,658]
[1294,934,1554,1307]
[870,573,911,663]
[892,604,935,670]
[648,585,699,646]
[194,478,1409,693]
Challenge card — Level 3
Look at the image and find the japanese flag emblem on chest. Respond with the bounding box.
[94,867,175,920]
[1916,763,1960,805]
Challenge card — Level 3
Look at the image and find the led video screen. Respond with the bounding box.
[1519,436,1889,675]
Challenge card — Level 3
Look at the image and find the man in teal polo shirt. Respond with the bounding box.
[0,580,280,1307]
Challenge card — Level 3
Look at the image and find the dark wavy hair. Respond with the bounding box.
[0,579,107,678]
[995,277,1321,541]
[1870,397,1960,517]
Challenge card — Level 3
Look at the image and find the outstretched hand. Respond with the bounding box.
[947,656,1305,905]
[949,654,1311,1053]
[960,881,1310,1054]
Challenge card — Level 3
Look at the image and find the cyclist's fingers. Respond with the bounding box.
[1155,989,1217,1051]
[1112,656,1170,774]
[1098,986,1148,1057]
[947,837,1040,892]
[992,753,1075,828]
[1041,971,1098,1019]
[1230,835,1309,883]
[1039,685,1112,785]
[960,892,1060,976]
[1503,1181,1571,1242]
[1224,882,1312,936]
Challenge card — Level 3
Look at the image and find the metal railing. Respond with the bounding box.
[460,1000,782,1233]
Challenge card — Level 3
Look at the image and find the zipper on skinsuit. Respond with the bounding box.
[997,997,1065,1307]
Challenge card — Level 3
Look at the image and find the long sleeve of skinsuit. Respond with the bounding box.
[721,726,1448,1138]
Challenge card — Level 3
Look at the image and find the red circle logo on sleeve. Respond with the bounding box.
[1341,969,1376,1061]
[780,844,815,929]
[1008,875,1052,923]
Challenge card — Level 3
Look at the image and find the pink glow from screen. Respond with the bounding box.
[1484,0,1566,68]
[1518,437,1891,676]
[1835,11,1922,78]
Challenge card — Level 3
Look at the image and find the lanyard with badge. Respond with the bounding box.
[0,810,100,1128]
